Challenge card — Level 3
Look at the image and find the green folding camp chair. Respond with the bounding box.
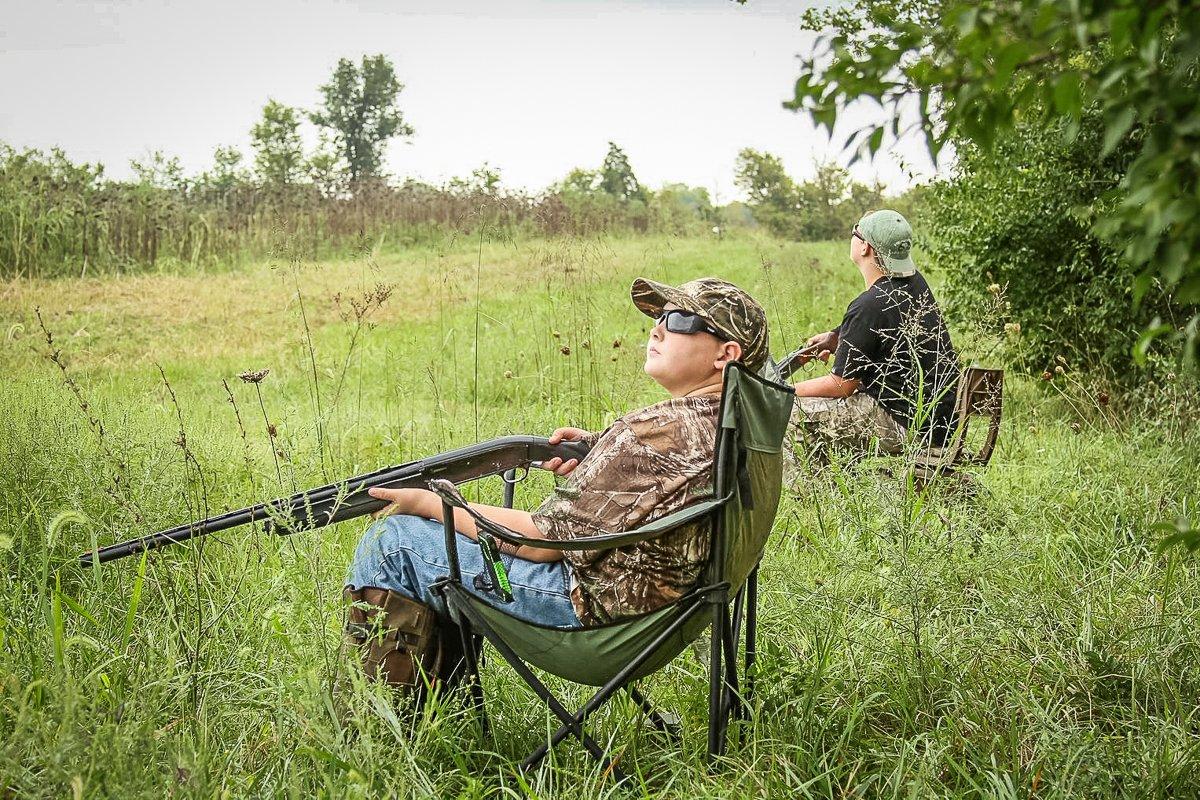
[426,362,795,779]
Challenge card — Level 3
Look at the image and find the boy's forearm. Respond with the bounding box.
[416,491,564,562]
[794,373,860,398]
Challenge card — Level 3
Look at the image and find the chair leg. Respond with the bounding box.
[743,568,758,719]
[458,620,489,739]
[707,603,725,761]
[719,606,741,741]
[627,685,681,742]
[522,599,707,773]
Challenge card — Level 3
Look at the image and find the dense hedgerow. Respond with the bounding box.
[922,112,1197,378]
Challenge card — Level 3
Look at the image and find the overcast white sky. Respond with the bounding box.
[1,0,939,199]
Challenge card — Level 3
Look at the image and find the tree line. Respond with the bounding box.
[0,53,913,279]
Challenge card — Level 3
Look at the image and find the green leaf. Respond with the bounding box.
[1054,73,1082,116]
[868,127,884,157]
[120,549,149,653]
[1132,320,1174,365]
[57,590,98,627]
[1102,106,1137,156]
[993,42,1028,88]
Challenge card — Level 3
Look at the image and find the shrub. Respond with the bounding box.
[922,111,1195,377]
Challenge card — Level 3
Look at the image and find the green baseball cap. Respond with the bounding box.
[857,209,917,277]
[630,276,769,371]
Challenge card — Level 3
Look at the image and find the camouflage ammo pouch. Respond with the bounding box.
[344,587,443,692]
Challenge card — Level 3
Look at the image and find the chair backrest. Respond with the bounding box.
[707,362,796,591]
[948,366,1004,466]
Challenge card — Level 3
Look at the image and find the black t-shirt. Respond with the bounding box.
[832,271,960,445]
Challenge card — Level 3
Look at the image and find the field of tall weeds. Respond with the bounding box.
[1,233,1197,798]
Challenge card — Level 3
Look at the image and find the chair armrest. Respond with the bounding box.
[428,478,730,553]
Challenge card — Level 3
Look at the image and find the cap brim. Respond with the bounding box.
[630,277,707,319]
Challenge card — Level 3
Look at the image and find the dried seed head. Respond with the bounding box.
[987,283,1001,295]
[239,369,270,384]
[1055,355,1067,365]
[1041,371,1053,381]
[612,339,621,349]
[1004,322,1021,336]
[267,423,277,438]
[610,354,618,361]
[1069,422,1081,433]
[1097,391,1110,406]
[503,370,513,379]
[1055,365,1064,375]
[560,345,571,356]
[581,340,591,349]
[552,330,561,339]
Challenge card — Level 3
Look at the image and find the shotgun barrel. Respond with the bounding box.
[77,435,591,568]
[775,343,823,380]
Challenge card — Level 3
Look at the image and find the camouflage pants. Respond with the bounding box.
[788,392,907,474]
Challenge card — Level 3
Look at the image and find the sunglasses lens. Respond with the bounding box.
[659,310,704,334]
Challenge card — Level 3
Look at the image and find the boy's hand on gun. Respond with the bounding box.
[540,427,590,476]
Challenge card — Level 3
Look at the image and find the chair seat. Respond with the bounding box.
[446,582,713,686]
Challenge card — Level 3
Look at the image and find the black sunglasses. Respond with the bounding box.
[656,309,722,337]
[851,225,866,243]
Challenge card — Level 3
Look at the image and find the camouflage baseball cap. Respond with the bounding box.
[856,209,917,277]
[630,277,769,371]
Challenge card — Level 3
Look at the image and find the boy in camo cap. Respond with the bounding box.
[345,277,767,692]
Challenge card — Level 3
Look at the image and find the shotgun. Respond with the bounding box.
[774,342,824,381]
[77,435,591,567]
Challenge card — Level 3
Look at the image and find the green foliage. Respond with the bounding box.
[129,150,187,191]
[310,54,414,186]
[733,148,797,236]
[598,142,646,203]
[788,0,1200,367]
[553,167,601,196]
[250,100,306,186]
[650,183,717,235]
[924,111,1194,375]
[734,148,886,240]
[198,145,251,194]
[304,134,347,199]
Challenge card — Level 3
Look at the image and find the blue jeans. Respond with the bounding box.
[345,514,582,629]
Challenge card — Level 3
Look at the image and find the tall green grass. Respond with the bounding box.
[0,234,1197,797]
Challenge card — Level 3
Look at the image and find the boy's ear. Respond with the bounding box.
[715,341,743,368]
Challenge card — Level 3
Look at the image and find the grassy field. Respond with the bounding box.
[1,233,1198,798]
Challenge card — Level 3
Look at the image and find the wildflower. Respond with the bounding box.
[238,369,270,383]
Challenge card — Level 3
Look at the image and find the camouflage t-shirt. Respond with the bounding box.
[531,394,720,626]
